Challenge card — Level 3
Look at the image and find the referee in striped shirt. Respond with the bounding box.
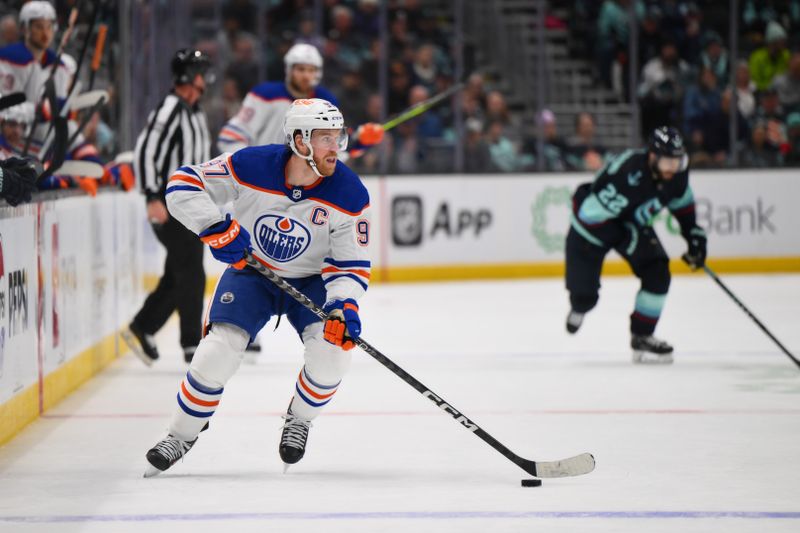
[124,49,212,366]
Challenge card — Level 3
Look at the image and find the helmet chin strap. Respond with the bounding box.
[290,140,323,178]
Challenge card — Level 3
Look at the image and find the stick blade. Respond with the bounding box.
[51,160,105,178]
[533,453,595,478]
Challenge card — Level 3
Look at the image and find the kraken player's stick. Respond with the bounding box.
[243,251,596,479]
[685,256,800,370]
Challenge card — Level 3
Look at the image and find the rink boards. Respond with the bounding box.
[0,192,145,445]
[2,169,799,446]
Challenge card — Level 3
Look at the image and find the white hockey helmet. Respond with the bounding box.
[284,98,347,176]
[284,43,323,87]
[20,1,57,26]
[1,102,35,125]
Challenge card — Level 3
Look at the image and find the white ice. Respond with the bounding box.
[1,274,799,533]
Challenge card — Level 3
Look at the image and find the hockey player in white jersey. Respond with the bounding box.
[144,98,371,477]
[217,43,384,154]
[0,2,68,105]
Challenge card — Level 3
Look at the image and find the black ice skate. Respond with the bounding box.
[631,334,674,364]
[144,434,198,478]
[566,310,585,334]
[279,408,312,472]
[122,322,160,366]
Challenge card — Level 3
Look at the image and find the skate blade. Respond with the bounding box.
[121,331,154,367]
[143,465,163,478]
[282,463,291,474]
[632,350,674,365]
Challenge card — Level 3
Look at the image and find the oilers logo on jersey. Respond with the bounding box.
[254,214,311,262]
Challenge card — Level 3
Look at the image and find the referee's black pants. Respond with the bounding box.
[133,215,205,350]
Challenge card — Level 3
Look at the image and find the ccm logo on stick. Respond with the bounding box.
[423,391,478,432]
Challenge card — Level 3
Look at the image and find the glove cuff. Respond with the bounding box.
[324,298,359,313]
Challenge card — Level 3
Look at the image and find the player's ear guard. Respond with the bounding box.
[199,214,252,269]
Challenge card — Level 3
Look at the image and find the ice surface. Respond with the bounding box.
[1,274,799,532]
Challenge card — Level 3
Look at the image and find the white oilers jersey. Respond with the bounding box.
[0,43,70,103]
[217,82,338,153]
[0,43,71,153]
[166,144,371,303]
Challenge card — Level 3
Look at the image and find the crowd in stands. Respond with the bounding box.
[3,0,797,197]
[571,0,800,168]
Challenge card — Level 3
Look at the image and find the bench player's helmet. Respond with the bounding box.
[648,126,688,178]
[284,98,347,176]
[171,49,212,86]
[20,1,57,28]
[284,43,323,87]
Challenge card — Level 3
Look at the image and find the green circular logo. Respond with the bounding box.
[531,186,572,253]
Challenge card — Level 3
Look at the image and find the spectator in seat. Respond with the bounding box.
[772,52,800,113]
[700,31,729,85]
[784,112,800,165]
[638,39,691,137]
[742,120,784,167]
[749,21,790,91]
[566,112,607,171]
[734,61,757,120]
[684,66,726,166]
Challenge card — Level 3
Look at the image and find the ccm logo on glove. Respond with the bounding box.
[199,214,252,269]
[202,219,242,248]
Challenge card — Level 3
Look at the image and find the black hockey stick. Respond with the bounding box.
[22,3,81,156]
[35,80,69,184]
[685,256,800,369]
[243,251,595,478]
[0,92,25,112]
[66,0,103,99]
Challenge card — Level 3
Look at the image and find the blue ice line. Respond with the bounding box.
[2,511,800,523]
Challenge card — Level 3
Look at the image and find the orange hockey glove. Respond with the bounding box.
[323,299,361,351]
[355,123,384,146]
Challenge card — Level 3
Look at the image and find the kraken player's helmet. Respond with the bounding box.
[284,44,323,87]
[648,126,688,176]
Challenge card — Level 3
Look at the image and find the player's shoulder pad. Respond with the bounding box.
[0,42,34,66]
[312,86,339,106]
[229,144,290,188]
[250,81,292,102]
[312,162,369,215]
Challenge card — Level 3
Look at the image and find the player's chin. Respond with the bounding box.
[320,156,337,175]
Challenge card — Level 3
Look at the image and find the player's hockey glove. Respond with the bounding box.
[355,123,384,146]
[323,299,361,351]
[683,226,707,270]
[199,214,251,269]
[0,157,38,206]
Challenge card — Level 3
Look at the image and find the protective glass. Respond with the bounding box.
[656,154,688,175]
[311,129,348,152]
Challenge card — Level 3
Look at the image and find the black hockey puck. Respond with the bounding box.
[521,479,542,487]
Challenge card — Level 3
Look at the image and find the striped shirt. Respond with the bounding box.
[134,92,210,201]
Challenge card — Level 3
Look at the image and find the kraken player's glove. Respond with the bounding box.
[323,298,361,351]
[683,226,707,270]
[199,214,251,269]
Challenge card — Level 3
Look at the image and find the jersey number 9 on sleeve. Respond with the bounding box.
[356,219,369,246]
